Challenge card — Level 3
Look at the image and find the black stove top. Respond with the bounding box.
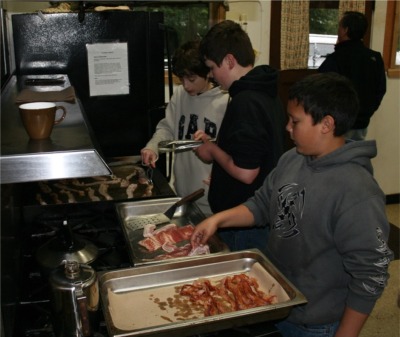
[2,201,131,337]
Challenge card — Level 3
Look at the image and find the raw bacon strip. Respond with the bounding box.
[139,224,184,251]
[143,224,156,237]
[152,223,177,235]
[177,225,196,240]
[138,223,210,259]
[139,236,162,252]
[188,245,210,256]
[155,243,193,260]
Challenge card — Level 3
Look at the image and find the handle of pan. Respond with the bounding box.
[175,188,205,207]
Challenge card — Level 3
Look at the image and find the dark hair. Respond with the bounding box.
[200,20,255,67]
[340,11,368,40]
[172,40,210,79]
[288,73,359,136]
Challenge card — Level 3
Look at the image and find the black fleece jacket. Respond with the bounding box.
[319,40,386,129]
[208,65,285,213]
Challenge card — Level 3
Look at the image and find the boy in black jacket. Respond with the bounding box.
[194,20,285,253]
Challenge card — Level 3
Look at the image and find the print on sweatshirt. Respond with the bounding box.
[179,114,218,140]
[274,183,305,239]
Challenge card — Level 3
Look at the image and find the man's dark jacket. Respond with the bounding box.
[319,40,386,129]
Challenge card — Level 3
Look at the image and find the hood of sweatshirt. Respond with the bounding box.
[306,140,377,175]
[229,65,279,98]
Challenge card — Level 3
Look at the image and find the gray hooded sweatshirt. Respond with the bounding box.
[144,85,228,216]
[244,140,393,325]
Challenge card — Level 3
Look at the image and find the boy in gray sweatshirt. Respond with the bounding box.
[191,72,393,337]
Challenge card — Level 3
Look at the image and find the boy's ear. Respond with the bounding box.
[321,115,335,134]
[225,54,236,69]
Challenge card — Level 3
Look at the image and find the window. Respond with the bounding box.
[132,2,226,64]
[383,0,400,78]
[270,1,373,70]
[308,6,338,68]
[131,1,226,86]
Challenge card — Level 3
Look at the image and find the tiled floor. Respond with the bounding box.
[359,204,399,337]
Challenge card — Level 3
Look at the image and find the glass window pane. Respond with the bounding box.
[309,8,338,68]
[133,3,209,54]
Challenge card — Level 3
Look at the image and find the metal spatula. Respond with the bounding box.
[126,188,205,231]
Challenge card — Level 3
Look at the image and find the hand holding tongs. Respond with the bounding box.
[158,138,216,153]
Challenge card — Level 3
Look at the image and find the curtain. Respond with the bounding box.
[339,0,366,17]
[280,0,310,70]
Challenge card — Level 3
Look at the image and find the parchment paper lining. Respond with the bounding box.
[107,262,290,331]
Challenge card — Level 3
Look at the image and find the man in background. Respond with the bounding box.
[319,11,386,141]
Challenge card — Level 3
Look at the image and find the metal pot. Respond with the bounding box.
[36,220,98,273]
[49,260,99,337]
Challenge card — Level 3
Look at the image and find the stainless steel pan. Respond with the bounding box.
[125,188,204,231]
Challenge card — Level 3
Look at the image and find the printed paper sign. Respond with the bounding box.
[87,42,129,96]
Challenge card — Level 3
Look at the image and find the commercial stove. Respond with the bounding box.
[1,191,283,337]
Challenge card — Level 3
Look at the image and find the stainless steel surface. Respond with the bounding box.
[116,198,229,265]
[124,188,205,230]
[98,249,307,337]
[1,75,112,184]
[158,138,216,153]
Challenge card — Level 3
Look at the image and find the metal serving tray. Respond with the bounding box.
[99,249,307,337]
[116,198,229,266]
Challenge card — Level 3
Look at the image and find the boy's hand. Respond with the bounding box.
[193,130,209,141]
[191,218,218,247]
[194,141,215,163]
[140,148,158,168]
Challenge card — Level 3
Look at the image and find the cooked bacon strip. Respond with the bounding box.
[86,187,100,201]
[50,193,62,204]
[98,184,113,200]
[126,183,138,198]
[135,166,149,184]
[142,184,153,196]
[36,193,47,205]
[179,274,276,316]
[54,183,85,197]
[60,190,77,203]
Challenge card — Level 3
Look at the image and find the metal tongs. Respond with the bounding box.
[158,138,216,153]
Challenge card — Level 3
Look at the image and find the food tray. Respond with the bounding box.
[98,249,307,337]
[26,162,173,205]
[116,198,229,265]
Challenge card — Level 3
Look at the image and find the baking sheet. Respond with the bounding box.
[99,250,307,337]
[24,161,174,205]
[116,199,229,265]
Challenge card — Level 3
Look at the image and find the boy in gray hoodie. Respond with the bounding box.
[191,72,393,337]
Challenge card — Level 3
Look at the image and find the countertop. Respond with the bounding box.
[1,74,112,184]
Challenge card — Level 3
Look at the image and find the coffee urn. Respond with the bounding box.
[49,260,99,337]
